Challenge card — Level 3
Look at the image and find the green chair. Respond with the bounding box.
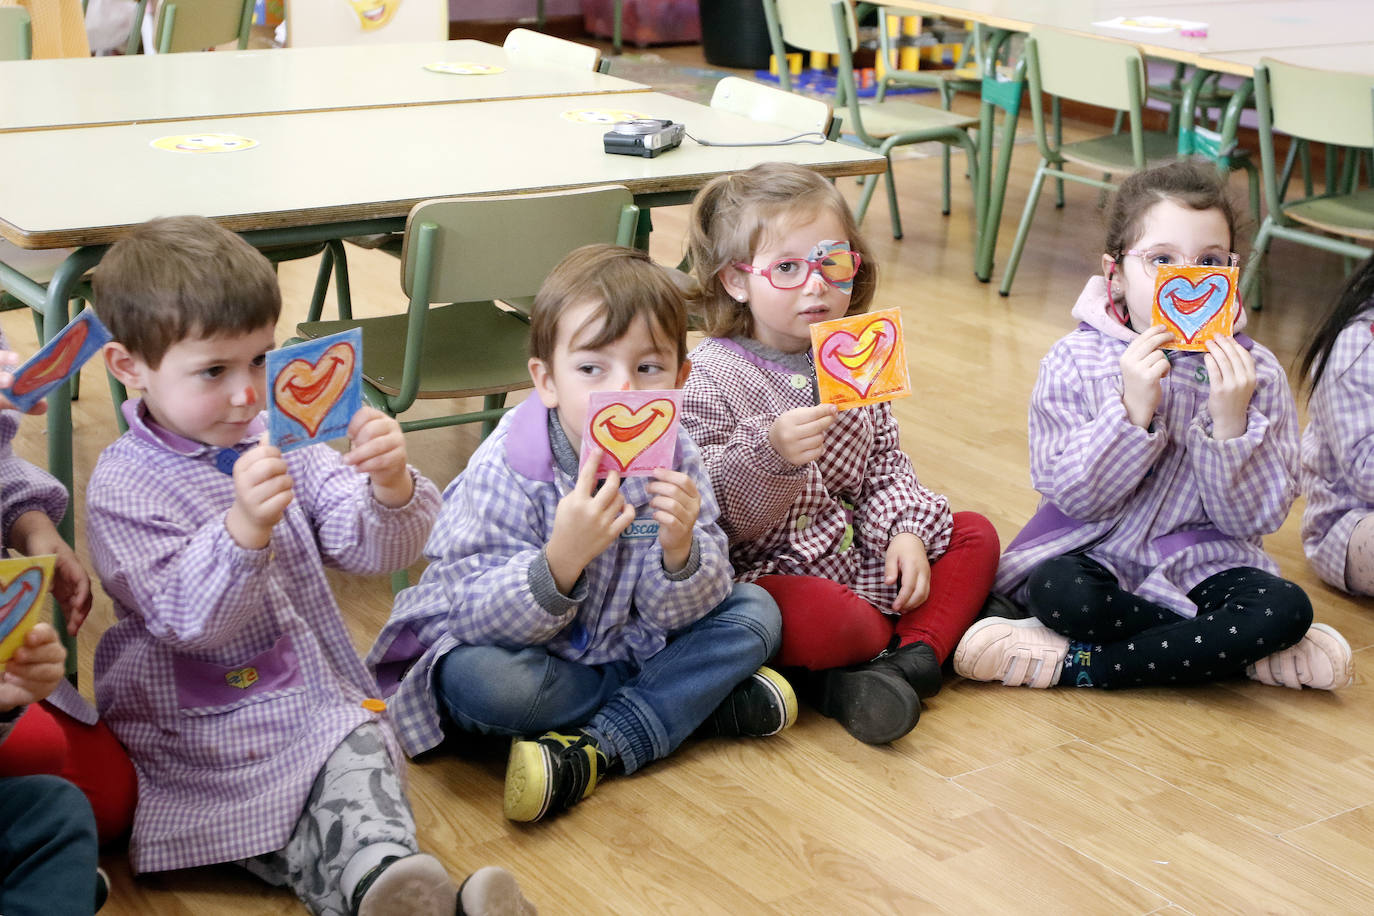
[126,0,252,55]
[0,5,30,59]
[997,27,1178,297]
[1240,59,1374,306]
[761,0,979,240]
[295,185,639,442]
[710,75,836,140]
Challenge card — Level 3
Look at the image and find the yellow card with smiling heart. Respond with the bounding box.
[0,554,56,665]
[580,390,682,477]
[810,308,911,410]
[267,328,363,452]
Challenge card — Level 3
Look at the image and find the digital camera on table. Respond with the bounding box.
[603,119,685,158]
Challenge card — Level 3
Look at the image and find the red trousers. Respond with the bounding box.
[759,511,999,671]
[0,700,138,845]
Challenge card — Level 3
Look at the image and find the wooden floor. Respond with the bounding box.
[14,42,1373,916]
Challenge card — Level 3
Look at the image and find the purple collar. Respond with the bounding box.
[503,397,557,482]
[122,398,267,458]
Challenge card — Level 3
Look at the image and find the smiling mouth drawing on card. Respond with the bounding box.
[810,307,912,409]
[266,327,363,452]
[0,554,56,664]
[1150,264,1239,351]
[581,390,682,477]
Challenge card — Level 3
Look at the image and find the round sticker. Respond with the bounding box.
[561,108,651,125]
[151,133,258,154]
[423,61,506,75]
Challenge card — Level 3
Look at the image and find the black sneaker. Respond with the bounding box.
[699,666,798,738]
[864,641,944,699]
[95,867,109,912]
[349,852,455,916]
[811,666,920,745]
[504,732,607,823]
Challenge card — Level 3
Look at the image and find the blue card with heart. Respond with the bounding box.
[266,328,363,452]
[0,554,56,664]
[1,308,112,413]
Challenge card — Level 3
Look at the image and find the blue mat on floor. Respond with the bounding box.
[752,68,935,100]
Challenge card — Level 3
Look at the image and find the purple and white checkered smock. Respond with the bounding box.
[366,396,733,758]
[996,277,1299,618]
[85,400,440,874]
[1300,307,1374,589]
[680,337,952,611]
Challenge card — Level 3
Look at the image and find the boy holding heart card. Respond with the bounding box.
[681,163,999,747]
[367,244,793,824]
[958,159,1352,693]
[87,216,533,916]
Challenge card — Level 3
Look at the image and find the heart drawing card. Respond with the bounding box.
[810,307,911,410]
[267,328,363,452]
[1,308,112,413]
[580,389,682,477]
[1150,264,1239,351]
[0,554,56,664]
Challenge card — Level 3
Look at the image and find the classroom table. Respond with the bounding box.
[882,0,1374,280]
[0,88,886,551]
[0,38,647,133]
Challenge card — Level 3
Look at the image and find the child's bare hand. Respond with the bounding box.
[344,407,413,507]
[647,467,700,573]
[1203,336,1256,440]
[546,449,634,593]
[1120,325,1173,429]
[226,440,293,550]
[0,623,66,712]
[884,532,931,611]
[0,350,47,416]
[768,404,838,466]
[7,511,92,634]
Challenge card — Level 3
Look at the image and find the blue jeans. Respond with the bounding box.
[433,583,780,773]
[0,775,97,916]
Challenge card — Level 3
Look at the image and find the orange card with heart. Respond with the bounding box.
[1150,264,1238,351]
[0,554,56,664]
[580,389,682,477]
[266,328,363,452]
[810,307,911,410]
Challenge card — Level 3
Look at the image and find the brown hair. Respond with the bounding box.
[92,215,281,368]
[686,162,878,338]
[1104,158,1242,261]
[529,244,688,367]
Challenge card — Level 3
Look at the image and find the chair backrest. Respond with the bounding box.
[710,75,833,136]
[1260,58,1374,149]
[772,0,847,55]
[504,27,600,72]
[0,6,30,59]
[152,0,252,52]
[401,185,639,305]
[1026,26,1145,113]
[286,0,446,47]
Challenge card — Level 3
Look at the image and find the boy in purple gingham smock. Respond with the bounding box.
[368,245,790,826]
[85,217,532,916]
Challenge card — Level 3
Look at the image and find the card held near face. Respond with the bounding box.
[1151,264,1238,351]
[1,308,112,413]
[266,328,363,452]
[0,554,56,665]
[810,307,911,410]
[580,389,682,477]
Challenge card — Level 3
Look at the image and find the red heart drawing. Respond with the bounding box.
[272,342,355,437]
[11,320,88,396]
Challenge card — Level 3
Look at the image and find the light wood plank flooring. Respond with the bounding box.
[10,48,1371,916]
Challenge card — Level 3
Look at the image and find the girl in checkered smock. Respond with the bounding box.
[1298,253,1374,595]
[681,163,1001,745]
[957,159,1352,692]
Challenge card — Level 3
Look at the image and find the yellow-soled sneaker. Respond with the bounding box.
[503,732,607,823]
[701,666,799,738]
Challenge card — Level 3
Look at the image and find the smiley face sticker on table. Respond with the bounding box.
[151,133,259,154]
[561,108,651,125]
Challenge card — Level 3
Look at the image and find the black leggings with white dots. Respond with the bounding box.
[1024,554,1312,689]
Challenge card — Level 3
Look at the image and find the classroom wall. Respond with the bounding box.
[449,0,579,20]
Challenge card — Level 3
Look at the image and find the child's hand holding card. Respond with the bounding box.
[810,307,911,410]
[266,328,363,452]
[580,389,682,477]
[1150,264,1239,351]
